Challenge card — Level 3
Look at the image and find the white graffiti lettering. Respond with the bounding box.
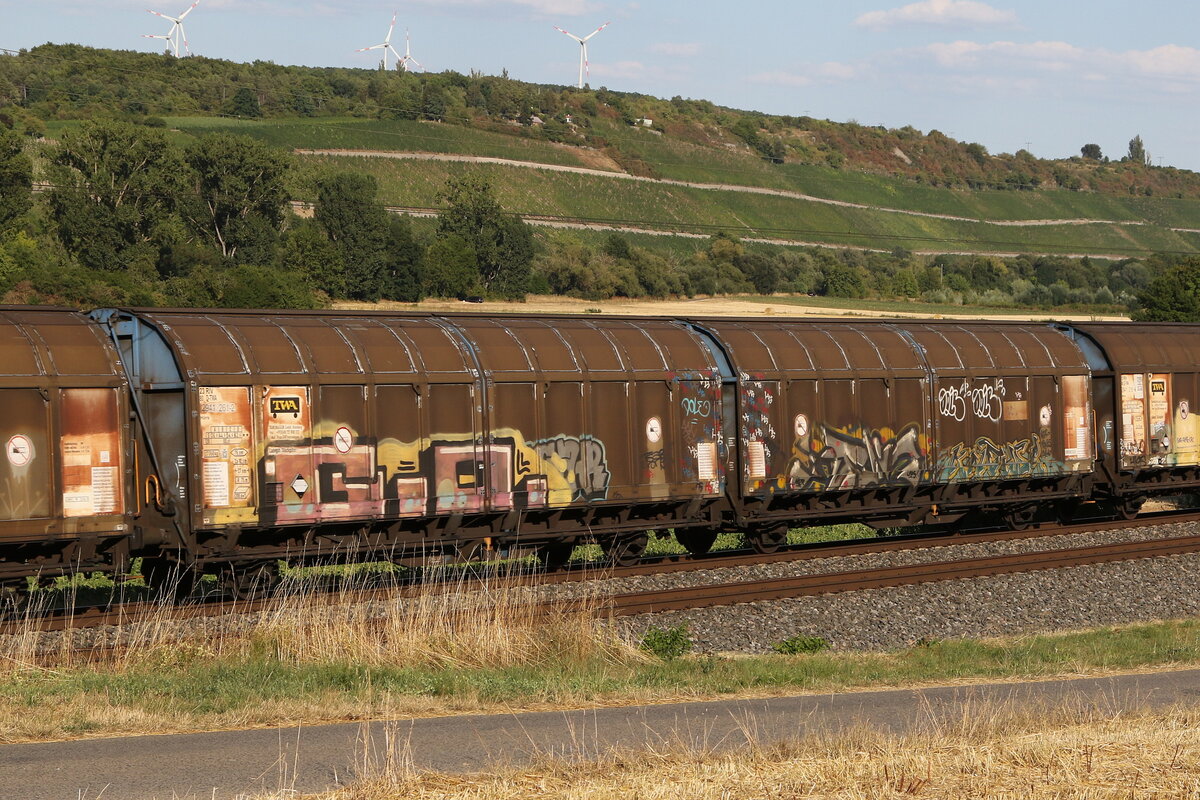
[938,379,1006,422]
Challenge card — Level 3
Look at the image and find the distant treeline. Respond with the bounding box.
[1,43,1197,198]
[0,115,1185,315]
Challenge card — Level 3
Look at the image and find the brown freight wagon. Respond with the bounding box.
[1058,322,1200,516]
[92,309,734,579]
[0,308,131,582]
[691,318,1096,543]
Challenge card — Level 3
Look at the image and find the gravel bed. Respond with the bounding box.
[534,520,1200,605]
[8,520,1200,656]
[624,551,1200,653]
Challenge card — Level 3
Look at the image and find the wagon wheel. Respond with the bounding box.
[219,561,280,601]
[602,532,649,567]
[746,525,788,555]
[675,529,719,556]
[1006,505,1038,531]
[536,542,575,571]
[1116,497,1144,520]
[140,557,198,603]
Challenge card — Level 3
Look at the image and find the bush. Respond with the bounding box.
[772,634,830,655]
[639,625,692,660]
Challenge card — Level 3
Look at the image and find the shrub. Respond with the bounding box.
[772,634,830,655]
[639,625,692,660]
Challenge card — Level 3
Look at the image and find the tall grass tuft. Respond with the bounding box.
[0,570,641,676]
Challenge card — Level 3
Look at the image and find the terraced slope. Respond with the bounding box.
[170,116,1200,258]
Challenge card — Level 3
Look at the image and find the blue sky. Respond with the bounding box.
[3,0,1198,170]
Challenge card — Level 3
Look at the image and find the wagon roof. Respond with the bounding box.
[1067,321,1200,372]
[0,308,122,381]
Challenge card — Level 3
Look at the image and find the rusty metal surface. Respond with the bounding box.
[688,320,1092,494]
[121,311,728,530]
[1070,322,1200,372]
[0,309,128,542]
[1069,323,1200,471]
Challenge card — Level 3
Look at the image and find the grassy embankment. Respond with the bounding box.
[278,703,1200,799]
[283,155,1200,257]
[165,115,1200,240]
[3,524,1199,745]
[39,115,1200,256]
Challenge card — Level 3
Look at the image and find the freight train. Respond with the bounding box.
[0,306,1194,597]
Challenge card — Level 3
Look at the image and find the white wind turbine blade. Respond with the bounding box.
[179,24,190,55]
[177,1,199,21]
[385,12,397,45]
[555,26,583,44]
[388,45,404,67]
[147,9,181,24]
[582,21,610,42]
[356,42,385,52]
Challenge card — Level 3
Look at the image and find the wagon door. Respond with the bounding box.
[0,389,51,522]
[260,385,316,526]
[316,385,377,521]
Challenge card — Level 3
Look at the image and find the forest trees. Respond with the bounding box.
[48,119,186,273]
[1133,257,1200,322]
[431,175,533,299]
[0,127,31,231]
[181,133,291,262]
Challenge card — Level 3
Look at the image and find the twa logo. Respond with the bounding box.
[269,396,302,416]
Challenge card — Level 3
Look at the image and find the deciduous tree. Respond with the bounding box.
[1134,258,1200,322]
[0,128,32,232]
[181,133,290,261]
[47,119,185,272]
[435,175,533,298]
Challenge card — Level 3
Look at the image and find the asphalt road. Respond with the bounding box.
[6,669,1200,800]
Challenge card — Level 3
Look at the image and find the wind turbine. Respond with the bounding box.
[142,1,199,58]
[554,22,610,89]
[356,12,405,71]
[397,30,424,72]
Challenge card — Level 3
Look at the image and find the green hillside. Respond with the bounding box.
[3,43,1200,314]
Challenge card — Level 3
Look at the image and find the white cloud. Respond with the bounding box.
[751,39,1200,98]
[408,0,596,14]
[650,42,701,57]
[855,0,1018,30]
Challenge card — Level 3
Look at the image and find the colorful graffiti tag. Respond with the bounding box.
[785,423,926,491]
[669,369,723,491]
[253,428,612,526]
[936,434,1063,482]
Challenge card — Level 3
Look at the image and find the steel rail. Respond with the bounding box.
[605,531,1200,616]
[6,508,1200,636]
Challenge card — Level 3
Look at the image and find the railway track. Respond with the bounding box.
[6,507,1200,638]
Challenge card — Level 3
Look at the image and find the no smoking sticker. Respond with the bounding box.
[7,435,33,467]
[333,426,354,454]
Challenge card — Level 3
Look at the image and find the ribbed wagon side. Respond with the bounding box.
[0,308,131,584]
[92,309,730,580]
[687,318,1096,543]
[1060,322,1200,517]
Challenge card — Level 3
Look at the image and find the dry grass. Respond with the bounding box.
[292,701,1200,799]
[0,576,630,673]
[0,576,642,742]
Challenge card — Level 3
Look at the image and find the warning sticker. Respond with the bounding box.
[6,435,33,467]
[697,441,718,482]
